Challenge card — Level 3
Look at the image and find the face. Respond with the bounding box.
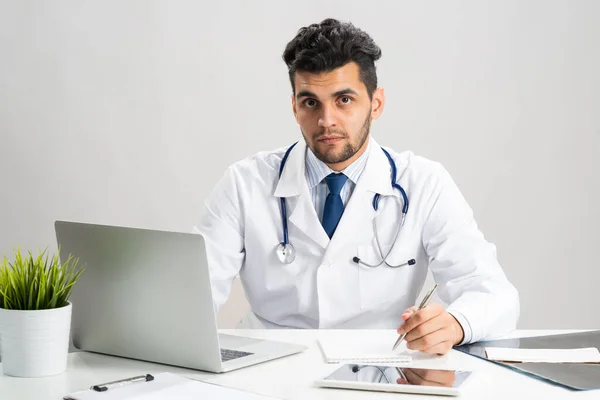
[292,62,385,171]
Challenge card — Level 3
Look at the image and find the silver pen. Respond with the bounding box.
[91,374,154,392]
[392,284,438,351]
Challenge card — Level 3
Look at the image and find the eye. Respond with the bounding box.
[304,99,318,108]
[339,96,352,104]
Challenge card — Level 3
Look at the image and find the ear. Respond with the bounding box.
[291,93,299,123]
[370,87,385,121]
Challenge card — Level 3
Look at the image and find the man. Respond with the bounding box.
[195,18,519,355]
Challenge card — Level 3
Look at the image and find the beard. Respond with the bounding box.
[303,112,371,165]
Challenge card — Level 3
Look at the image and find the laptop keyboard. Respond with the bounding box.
[220,348,254,362]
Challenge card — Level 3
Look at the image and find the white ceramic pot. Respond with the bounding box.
[0,302,72,377]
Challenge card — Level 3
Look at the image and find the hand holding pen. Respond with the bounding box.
[392,284,438,350]
[393,284,465,355]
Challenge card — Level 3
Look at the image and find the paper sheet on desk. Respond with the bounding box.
[318,331,412,363]
[64,372,280,400]
[485,347,600,363]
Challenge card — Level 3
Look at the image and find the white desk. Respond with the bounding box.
[1,329,598,399]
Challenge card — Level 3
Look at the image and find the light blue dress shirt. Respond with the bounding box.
[305,139,371,222]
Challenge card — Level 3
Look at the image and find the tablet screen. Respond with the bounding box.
[324,364,472,388]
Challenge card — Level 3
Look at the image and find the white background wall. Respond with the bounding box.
[1,0,599,330]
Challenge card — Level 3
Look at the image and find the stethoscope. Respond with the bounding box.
[276,142,415,269]
[351,365,407,384]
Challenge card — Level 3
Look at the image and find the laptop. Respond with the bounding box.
[54,220,306,373]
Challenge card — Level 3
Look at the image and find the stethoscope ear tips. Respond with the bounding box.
[352,257,361,264]
[408,259,416,266]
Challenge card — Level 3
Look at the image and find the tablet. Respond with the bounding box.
[315,364,473,396]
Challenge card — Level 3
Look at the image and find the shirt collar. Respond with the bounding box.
[305,138,371,189]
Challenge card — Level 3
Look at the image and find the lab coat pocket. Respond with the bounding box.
[357,242,413,310]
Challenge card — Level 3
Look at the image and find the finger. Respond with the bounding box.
[408,368,456,386]
[402,369,421,385]
[403,306,418,314]
[401,306,418,321]
[406,327,448,351]
[403,315,448,343]
[400,303,444,334]
[398,307,418,331]
[402,368,446,387]
[405,368,427,376]
[421,340,454,355]
[396,378,409,384]
[398,303,444,335]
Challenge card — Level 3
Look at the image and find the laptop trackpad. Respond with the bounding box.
[219,333,263,350]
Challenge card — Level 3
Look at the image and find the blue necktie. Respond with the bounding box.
[322,173,348,239]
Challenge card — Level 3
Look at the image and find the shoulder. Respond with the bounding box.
[375,144,460,199]
[220,144,296,194]
[227,145,291,178]
[206,145,293,207]
[379,146,450,183]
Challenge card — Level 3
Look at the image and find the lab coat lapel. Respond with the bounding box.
[324,137,396,258]
[273,141,330,250]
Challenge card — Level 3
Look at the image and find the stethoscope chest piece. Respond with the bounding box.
[276,242,296,264]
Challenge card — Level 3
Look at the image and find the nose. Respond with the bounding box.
[317,104,338,129]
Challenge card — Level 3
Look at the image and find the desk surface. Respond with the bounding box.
[1,329,598,399]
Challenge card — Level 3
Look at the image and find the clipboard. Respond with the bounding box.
[63,372,281,399]
[455,330,600,390]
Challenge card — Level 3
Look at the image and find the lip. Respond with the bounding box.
[317,136,344,144]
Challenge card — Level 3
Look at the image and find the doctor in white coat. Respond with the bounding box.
[195,18,519,355]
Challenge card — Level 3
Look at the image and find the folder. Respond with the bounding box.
[455,330,600,390]
[64,372,281,399]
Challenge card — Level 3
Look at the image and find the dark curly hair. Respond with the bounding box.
[282,18,382,99]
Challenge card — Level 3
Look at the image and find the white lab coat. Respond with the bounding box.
[194,137,519,344]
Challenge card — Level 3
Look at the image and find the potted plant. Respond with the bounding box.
[0,248,84,377]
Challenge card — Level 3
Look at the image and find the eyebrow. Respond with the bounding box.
[296,88,359,99]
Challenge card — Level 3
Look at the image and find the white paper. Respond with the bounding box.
[318,332,412,363]
[485,347,600,363]
[129,380,278,400]
[65,372,279,400]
